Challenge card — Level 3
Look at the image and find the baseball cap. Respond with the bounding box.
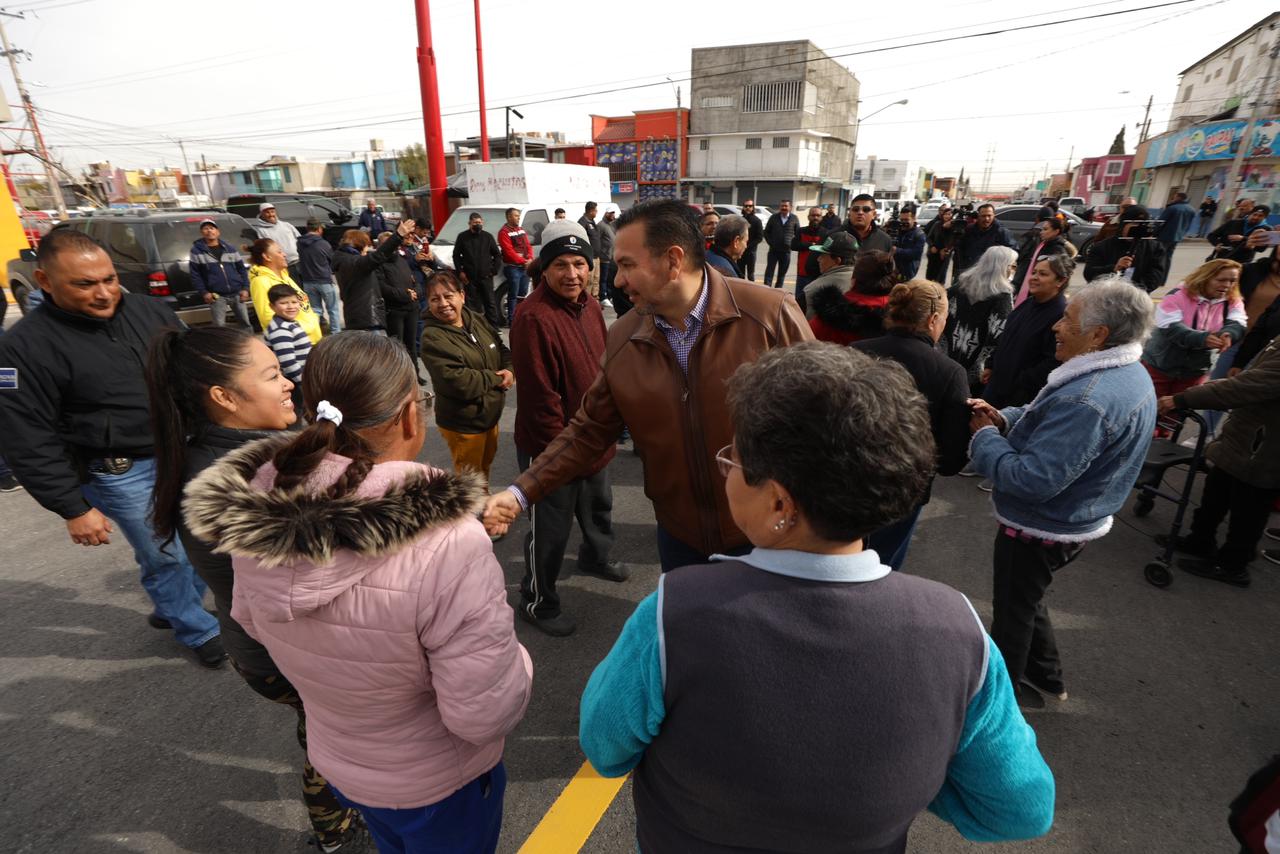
[198,218,218,228]
[809,231,859,259]
[259,202,276,212]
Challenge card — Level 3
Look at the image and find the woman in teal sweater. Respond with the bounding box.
[580,342,1055,851]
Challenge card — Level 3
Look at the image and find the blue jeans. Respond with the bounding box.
[867,503,924,572]
[599,261,616,301]
[80,457,219,649]
[503,265,530,325]
[333,763,505,854]
[656,524,750,573]
[302,281,342,333]
[0,455,11,479]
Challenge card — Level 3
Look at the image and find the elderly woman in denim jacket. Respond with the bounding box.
[968,277,1156,709]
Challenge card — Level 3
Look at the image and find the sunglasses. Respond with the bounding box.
[714,444,743,478]
[850,206,875,213]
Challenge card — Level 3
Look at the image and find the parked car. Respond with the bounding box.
[5,209,257,324]
[1059,196,1087,216]
[226,192,359,246]
[993,205,1102,256]
[1088,203,1121,223]
[712,204,773,220]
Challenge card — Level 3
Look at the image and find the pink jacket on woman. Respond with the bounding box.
[183,435,533,809]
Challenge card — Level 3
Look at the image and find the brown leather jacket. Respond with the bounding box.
[514,265,813,555]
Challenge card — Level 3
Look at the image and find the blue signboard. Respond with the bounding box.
[1144,120,1245,168]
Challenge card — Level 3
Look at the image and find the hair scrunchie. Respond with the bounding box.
[315,400,343,427]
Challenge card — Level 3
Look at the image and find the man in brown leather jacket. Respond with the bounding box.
[485,199,813,571]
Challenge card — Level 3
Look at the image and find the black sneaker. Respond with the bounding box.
[1154,533,1216,559]
[1262,549,1280,567]
[580,559,630,583]
[1178,557,1250,588]
[309,820,375,854]
[1014,681,1045,710]
[517,608,576,637]
[0,473,22,493]
[194,636,228,668]
[1022,675,1068,702]
[147,613,171,630]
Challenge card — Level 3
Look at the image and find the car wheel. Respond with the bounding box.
[1075,239,1092,258]
[11,282,29,315]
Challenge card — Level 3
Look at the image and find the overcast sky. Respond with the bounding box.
[2,0,1271,192]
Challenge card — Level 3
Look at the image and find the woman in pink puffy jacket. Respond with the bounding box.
[184,331,532,854]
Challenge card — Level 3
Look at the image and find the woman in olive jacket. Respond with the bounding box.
[421,271,514,482]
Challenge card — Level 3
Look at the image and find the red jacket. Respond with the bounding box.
[510,284,615,474]
[809,290,890,347]
[498,224,533,266]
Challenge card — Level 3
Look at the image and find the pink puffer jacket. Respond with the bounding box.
[183,436,532,809]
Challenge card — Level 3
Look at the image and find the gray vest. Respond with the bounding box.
[634,560,987,853]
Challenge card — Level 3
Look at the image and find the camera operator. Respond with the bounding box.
[925,204,963,283]
[1083,204,1169,291]
[1214,205,1273,264]
[891,203,927,280]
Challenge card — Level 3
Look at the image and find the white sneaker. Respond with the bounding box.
[957,464,981,478]
[600,298,612,307]
[978,479,993,493]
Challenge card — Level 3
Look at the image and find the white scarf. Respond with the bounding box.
[1026,341,1144,410]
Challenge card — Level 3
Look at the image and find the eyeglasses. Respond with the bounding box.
[850,206,875,213]
[418,390,435,407]
[714,444,743,478]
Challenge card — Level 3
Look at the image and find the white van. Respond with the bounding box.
[431,203,614,269]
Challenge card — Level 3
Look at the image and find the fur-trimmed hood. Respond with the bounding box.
[808,280,889,341]
[183,433,486,583]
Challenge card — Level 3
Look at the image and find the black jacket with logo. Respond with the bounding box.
[0,292,181,518]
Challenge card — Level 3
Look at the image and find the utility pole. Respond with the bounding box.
[0,10,66,218]
[1138,95,1153,144]
[675,84,682,187]
[472,0,489,161]
[413,0,450,232]
[1220,33,1280,229]
[176,138,193,195]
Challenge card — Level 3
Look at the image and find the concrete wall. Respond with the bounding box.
[689,41,858,186]
[1170,19,1278,131]
[687,132,825,180]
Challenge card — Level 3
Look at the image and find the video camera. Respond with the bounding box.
[1117,219,1165,241]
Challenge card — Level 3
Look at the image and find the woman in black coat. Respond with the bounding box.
[982,254,1072,409]
[144,326,367,852]
[853,279,970,571]
[1012,215,1072,296]
[924,205,964,283]
[331,219,415,331]
[374,234,421,357]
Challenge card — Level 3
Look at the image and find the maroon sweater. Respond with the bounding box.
[511,284,616,474]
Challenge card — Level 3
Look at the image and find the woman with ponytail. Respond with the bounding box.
[146,327,369,852]
[183,331,532,854]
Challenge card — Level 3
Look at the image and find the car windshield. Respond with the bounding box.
[432,207,504,246]
[152,215,254,260]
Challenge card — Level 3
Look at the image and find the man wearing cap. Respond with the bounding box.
[251,202,301,280]
[189,218,250,327]
[802,231,859,313]
[296,218,339,333]
[509,219,625,637]
[485,199,813,572]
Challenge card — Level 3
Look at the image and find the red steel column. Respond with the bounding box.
[414,0,451,230]
[474,0,489,161]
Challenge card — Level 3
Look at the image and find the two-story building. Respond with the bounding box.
[684,40,859,209]
[1070,155,1134,206]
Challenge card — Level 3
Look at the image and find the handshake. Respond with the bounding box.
[966,398,1006,434]
[482,490,522,537]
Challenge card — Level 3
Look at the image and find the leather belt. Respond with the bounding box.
[87,457,134,476]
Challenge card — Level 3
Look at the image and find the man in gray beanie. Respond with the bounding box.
[508,218,626,636]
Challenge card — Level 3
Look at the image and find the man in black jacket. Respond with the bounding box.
[841,193,894,256]
[1083,205,1168,292]
[296,219,339,333]
[763,199,798,287]
[955,203,1015,275]
[375,231,420,357]
[0,228,224,667]
[741,199,764,281]
[452,211,503,326]
[579,202,603,299]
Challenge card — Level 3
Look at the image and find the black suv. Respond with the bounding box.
[226,193,359,246]
[6,209,257,321]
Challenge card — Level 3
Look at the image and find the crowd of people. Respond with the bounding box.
[0,191,1277,853]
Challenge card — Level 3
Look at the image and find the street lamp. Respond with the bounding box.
[505,106,524,160]
[851,99,908,190]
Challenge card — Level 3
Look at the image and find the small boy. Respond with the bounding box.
[264,284,311,409]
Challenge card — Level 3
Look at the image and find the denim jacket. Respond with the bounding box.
[970,342,1156,542]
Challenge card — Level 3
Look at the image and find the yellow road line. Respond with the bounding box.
[518,761,629,853]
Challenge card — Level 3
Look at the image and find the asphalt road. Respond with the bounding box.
[2,238,1276,853]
